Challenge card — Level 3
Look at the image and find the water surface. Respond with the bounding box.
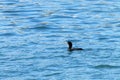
[0,0,120,80]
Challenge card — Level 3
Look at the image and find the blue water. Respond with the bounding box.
[0,0,120,80]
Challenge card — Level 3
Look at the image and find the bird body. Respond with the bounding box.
[67,41,83,51]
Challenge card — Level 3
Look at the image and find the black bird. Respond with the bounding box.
[67,41,83,51]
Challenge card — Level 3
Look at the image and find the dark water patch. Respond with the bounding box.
[0,32,16,36]
[0,53,5,57]
[3,10,20,13]
[0,1,17,5]
[97,37,109,41]
[22,22,58,31]
[64,65,83,69]
[81,21,98,24]
[116,24,120,27]
[94,64,120,69]
[91,9,110,13]
[2,11,38,17]
[43,72,61,77]
[61,30,75,33]
[28,26,49,30]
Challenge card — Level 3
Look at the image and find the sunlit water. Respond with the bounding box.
[0,0,120,80]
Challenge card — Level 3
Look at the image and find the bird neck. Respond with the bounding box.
[68,44,72,50]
